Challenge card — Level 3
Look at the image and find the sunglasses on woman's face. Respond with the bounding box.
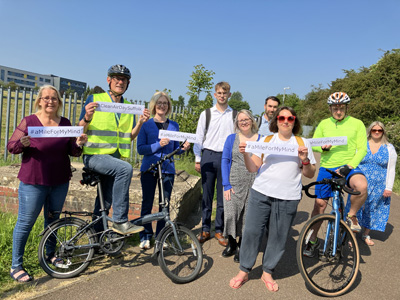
[277,115,296,123]
[371,129,383,133]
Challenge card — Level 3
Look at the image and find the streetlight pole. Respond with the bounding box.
[283,87,290,104]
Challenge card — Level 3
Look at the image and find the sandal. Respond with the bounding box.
[48,256,67,268]
[229,277,248,289]
[362,235,374,246]
[10,266,33,283]
[261,276,279,292]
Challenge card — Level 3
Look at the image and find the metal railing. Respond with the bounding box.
[0,86,192,163]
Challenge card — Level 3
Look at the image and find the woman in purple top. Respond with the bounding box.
[7,85,87,283]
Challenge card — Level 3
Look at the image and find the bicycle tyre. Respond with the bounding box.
[158,225,203,283]
[296,214,360,297]
[38,217,96,279]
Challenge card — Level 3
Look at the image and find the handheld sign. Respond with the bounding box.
[95,102,145,115]
[245,141,298,157]
[28,126,83,138]
[307,136,347,147]
[158,130,200,144]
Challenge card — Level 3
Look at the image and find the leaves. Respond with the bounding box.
[186,64,215,101]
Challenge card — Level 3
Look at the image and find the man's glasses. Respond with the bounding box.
[40,97,58,103]
[112,76,128,83]
[371,129,383,133]
[238,118,251,124]
[156,101,169,107]
[331,105,346,112]
[277,115,296,123]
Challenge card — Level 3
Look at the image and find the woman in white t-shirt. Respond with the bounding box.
[229,106,316,292]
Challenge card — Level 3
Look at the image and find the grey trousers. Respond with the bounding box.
[239,188,299,274]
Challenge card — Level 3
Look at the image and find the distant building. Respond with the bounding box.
[0,65,87,96]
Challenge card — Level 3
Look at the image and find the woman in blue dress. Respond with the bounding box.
[346,121,397,246]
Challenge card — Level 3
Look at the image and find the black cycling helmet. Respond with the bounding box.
[107,64,131,79]
[107,64,131,96]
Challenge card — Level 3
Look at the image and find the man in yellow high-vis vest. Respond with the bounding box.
[78,65,150,235]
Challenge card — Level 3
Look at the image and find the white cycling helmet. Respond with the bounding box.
[327,92,351,105]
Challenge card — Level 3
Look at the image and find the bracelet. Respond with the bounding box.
[302,159,310,165]
[84,117,92,123]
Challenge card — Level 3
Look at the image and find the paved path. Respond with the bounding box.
[5,164,400,300]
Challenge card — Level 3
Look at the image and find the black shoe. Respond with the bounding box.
[222,244,236,257]
[234,247,240,263]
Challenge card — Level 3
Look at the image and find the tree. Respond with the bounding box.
[1,81,19,91]
[64,87,76,96]
[188,95,198,108]
[277,93,302,113]
[186,64,215,105]
[228,91,250,111]
[175,95,185,107]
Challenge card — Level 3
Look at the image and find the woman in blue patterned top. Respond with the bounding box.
[346,121,397,246]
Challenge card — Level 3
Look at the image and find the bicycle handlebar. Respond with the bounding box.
[302,168,361,198]
[144,140,187,174]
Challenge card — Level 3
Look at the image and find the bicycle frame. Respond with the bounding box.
[323,190,343,257]
[304,169,359,259]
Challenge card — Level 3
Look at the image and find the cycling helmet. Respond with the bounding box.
[327,92,351,105]
[107,64,131,79]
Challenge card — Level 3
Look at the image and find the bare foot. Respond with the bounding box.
[261,272,279,292]
[229,270,249,289]
[363,235,375,246]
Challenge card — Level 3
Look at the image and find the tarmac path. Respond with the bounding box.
[4,155,400,300]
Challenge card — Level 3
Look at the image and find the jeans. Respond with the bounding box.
[12,181,69,269]
[239,189,299,274]
[83,154,133,224]
[140,172,174,241]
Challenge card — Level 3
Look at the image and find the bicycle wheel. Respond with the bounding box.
[296,214,360,297]
[158,225,203,283]
[38,217,96,279]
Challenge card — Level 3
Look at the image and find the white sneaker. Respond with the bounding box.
[139,240,151,250]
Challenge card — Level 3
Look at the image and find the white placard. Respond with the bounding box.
[28,126,83,138]
[307,136,347,147]
[95,102,145,115]
[245,141,299,156]
[158,130,200,143]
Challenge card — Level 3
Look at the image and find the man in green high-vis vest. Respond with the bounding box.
[78,64,150,235]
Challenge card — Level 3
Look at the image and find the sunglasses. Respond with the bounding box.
[371,129,383,133]
[277,115,296,123]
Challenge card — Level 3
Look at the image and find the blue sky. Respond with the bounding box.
[1,0,399,112]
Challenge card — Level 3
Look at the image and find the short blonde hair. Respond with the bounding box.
[367,121,389,144]
[215,81,230,92]
[148,91,172,116]
[34,85,63,117]
[234,109,258,134]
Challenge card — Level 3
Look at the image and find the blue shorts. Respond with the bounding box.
[315,166,364,199]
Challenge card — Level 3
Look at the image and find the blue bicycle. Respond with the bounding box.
[296,169,361,297]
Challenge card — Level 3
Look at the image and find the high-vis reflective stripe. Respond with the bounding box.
[86,130,131,138]
[84,142,131,149]
[83,93,134,157]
